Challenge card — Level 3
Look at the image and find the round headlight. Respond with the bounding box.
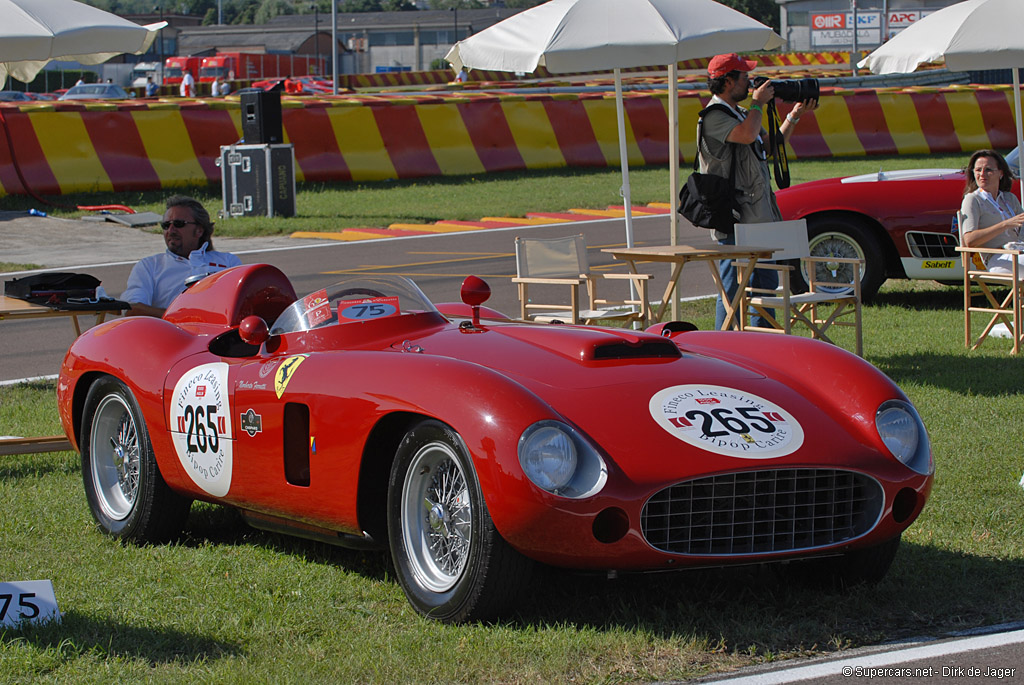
[519,424,577,492]
[876,400,931,475]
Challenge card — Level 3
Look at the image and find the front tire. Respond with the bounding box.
[786,535,901,590]
[387,420,532,623]
[81,376,191,543]
[792,216,886,301]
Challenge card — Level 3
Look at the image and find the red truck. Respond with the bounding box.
[198,52,325,83]
[162,56,201,86]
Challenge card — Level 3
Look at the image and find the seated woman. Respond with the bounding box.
[960,149,1024,273]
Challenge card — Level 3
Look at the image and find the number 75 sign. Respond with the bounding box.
[0,580,61,627]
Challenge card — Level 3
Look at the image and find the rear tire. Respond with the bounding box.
[81,376,191,543]
[791,216,886,302]
[387,420,532,623]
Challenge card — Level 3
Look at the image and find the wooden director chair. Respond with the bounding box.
[513,234,652,326]
[956,211,1024,354]
[734,220,864,356]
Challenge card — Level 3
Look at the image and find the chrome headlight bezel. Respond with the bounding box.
[517,420,607,499]
[876,399,932,475]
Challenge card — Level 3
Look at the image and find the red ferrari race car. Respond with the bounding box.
[776,156,1022,301]
[57,264,933,622]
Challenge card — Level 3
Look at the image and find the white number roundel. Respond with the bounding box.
[649,384,804,459]
[170,362,233,496]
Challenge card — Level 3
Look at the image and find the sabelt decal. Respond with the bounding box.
[922,260,954,269]
[275,354,308,398]
[649,384,804,459]
[170,362,233,496]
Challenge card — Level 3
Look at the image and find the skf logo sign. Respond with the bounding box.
[813,13,846,29]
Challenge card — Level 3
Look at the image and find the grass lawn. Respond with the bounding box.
[1,279,1022,682]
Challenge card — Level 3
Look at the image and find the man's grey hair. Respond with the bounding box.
[166,195,215,250]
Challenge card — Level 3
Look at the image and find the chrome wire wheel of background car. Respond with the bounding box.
[402,438,472,592]
[387,420,533,623]
[89,393,140,521]
[81,376,191,543]
[795,215,887,302]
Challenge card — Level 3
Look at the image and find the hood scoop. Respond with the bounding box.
[497,324,681,362]
[591,339,680,360]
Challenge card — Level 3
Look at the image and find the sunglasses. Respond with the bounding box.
[160,219,200,230]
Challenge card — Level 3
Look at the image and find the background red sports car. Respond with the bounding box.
[776,152,1023,300]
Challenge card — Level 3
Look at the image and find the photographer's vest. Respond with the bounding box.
[697,102,782,239]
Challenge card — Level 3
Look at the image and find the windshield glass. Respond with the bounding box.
[270,274,438,335]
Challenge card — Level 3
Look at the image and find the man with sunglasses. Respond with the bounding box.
[122,195,241,317]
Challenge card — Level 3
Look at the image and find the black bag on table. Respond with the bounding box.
[5,272,100,306]
[679,104,740,234]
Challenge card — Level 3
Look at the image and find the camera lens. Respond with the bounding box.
[751,76,820,103]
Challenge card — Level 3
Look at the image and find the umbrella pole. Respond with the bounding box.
[614,69,634,249]
[1015,68,1024,206]
[668,62,680,321]
[615,68,641,325]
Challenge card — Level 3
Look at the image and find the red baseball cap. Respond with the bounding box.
[708,53,757,78]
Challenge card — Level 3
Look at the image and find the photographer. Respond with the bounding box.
[698,53,817,329]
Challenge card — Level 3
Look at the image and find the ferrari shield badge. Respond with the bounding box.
[649,384,804,459]
[275,354,308,398]
[170,362,234,496]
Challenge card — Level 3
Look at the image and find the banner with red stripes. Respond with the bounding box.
[0,84,1011,197]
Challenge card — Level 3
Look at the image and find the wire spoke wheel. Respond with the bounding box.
[402,440,472,592]
[90,394,141,521]
[801,216,886,301]
[387,420,533,623]
[81,375,191,543]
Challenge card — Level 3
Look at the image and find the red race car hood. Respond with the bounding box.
[414,323,898,484]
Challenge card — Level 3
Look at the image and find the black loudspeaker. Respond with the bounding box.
[240,90,282,144]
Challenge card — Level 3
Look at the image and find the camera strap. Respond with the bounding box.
[764,100,791,189]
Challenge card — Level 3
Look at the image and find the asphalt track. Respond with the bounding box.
[0,210,710,383]
[694,624,1023,684]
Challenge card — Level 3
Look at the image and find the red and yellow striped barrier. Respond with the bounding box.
[0,84,1014,197]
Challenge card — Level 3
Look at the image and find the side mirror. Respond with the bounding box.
[239,315,269,346]
[460,275,491,327]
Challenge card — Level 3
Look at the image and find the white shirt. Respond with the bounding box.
[180,72,195,97]
[122,243,241,309]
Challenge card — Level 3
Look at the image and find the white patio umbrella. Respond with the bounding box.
[859,0,1024,204]
[0,0,164,86]
[445,0,782,253]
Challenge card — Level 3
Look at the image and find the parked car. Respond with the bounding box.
[775,156,1022,301]
[0,90,32,101]
[57,265,933,622]
[58,83,132,100]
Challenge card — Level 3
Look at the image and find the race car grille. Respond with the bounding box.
[641,469,883,556]
[906,231,958,259]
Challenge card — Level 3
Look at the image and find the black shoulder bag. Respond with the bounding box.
[678,104,739,234]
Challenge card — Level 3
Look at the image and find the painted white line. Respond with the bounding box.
[709,628,1024,684]
[0,374,58,387]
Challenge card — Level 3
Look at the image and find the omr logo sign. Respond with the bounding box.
[813,13,846,29]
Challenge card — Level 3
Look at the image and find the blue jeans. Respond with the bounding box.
[714,235,778,330]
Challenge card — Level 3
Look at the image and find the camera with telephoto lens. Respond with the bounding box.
[751,76,819,102]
